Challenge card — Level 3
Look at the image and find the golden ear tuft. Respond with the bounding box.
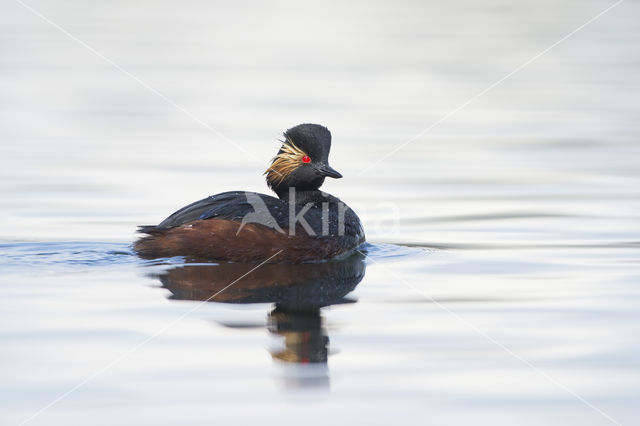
[264,137,308,185]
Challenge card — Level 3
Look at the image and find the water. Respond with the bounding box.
[1,0,640,425]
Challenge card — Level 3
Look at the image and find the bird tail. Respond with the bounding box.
[136,225,163,234]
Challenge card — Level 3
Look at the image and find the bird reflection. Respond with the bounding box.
[269,307,328,364]
[152,252,366,386]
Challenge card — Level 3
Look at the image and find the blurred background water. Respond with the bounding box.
[1,0,639,425]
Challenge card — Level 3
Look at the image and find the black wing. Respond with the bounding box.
[138,191,290,233]
[138,190,364,243]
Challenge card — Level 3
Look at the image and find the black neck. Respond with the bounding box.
[274,187,330,204]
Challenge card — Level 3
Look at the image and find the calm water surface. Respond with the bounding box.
[1,0,640,425]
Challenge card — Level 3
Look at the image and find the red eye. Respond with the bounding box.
[302,155,311,163]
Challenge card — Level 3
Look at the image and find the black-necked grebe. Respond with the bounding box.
[134,124,365,263]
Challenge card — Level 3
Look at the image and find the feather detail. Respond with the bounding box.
[264,137,308,185]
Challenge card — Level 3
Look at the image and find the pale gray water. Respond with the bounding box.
[1,0,640,425]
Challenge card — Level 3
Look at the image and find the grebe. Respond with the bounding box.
[134,124,365,263]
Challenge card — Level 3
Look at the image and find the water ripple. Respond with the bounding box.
[0,242,136,270]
